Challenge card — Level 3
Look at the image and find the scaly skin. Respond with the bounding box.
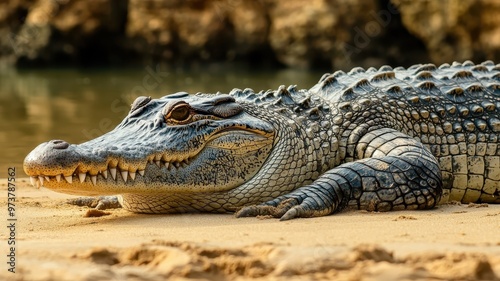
[24,61,500,220]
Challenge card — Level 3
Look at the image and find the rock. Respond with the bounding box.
[1,0,499,68]
[392,0,500,64]
[267,0,379,69]
[0,0,33,65]
[126,0,269,62]
[1,0,127,66]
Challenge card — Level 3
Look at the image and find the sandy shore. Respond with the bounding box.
[1,178,499,280]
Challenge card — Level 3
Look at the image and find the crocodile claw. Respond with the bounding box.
[235,198,313,221]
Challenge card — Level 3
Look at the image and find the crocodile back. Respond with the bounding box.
[311,61,500,203]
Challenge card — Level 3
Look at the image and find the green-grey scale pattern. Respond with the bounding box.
[309,60,500,204]
[235,61,499,219]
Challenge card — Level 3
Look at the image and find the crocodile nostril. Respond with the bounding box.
[50,140,70,149]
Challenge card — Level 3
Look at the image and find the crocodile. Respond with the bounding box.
[23,61,500,220]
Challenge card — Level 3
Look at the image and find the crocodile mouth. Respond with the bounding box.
[28,155,196,188]
[26,128,273,191]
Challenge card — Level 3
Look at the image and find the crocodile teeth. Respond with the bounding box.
[174,162,180,168]
[65,175,73,183]
[78,173,86,183]
[30,177,37,187]
[91,175,97,186]
[102,170,108,179]
[121,171,128,182]
[39,176,44,186]
[165,162,170,169]
[129,172,136,181]
[56,174,61,182]
[138,170,145,176]
[155,160,161,168]
[110,168,117,180]
[44,176,50,182]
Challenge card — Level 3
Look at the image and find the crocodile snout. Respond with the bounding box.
[23,139,79,179]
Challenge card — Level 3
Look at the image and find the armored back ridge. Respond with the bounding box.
[24,61,500,220]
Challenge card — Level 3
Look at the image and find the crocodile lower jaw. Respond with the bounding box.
[28,158,193,188]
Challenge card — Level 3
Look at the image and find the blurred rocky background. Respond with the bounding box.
[1,0,499,70]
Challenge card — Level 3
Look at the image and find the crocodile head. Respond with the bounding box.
[23,92,278,211]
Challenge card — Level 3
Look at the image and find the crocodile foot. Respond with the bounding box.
[67,196,122,210]
[235,196,331,221]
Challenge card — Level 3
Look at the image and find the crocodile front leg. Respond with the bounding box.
[68,196,123,210]
[236,128,443,220]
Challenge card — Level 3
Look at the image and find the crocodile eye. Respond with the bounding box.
[168,104,191,122]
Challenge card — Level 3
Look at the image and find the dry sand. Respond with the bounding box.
[1,178,499,281]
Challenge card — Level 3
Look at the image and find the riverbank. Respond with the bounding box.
[1,178,499,280]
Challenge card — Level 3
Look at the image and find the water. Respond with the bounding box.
[0,64,324,176]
